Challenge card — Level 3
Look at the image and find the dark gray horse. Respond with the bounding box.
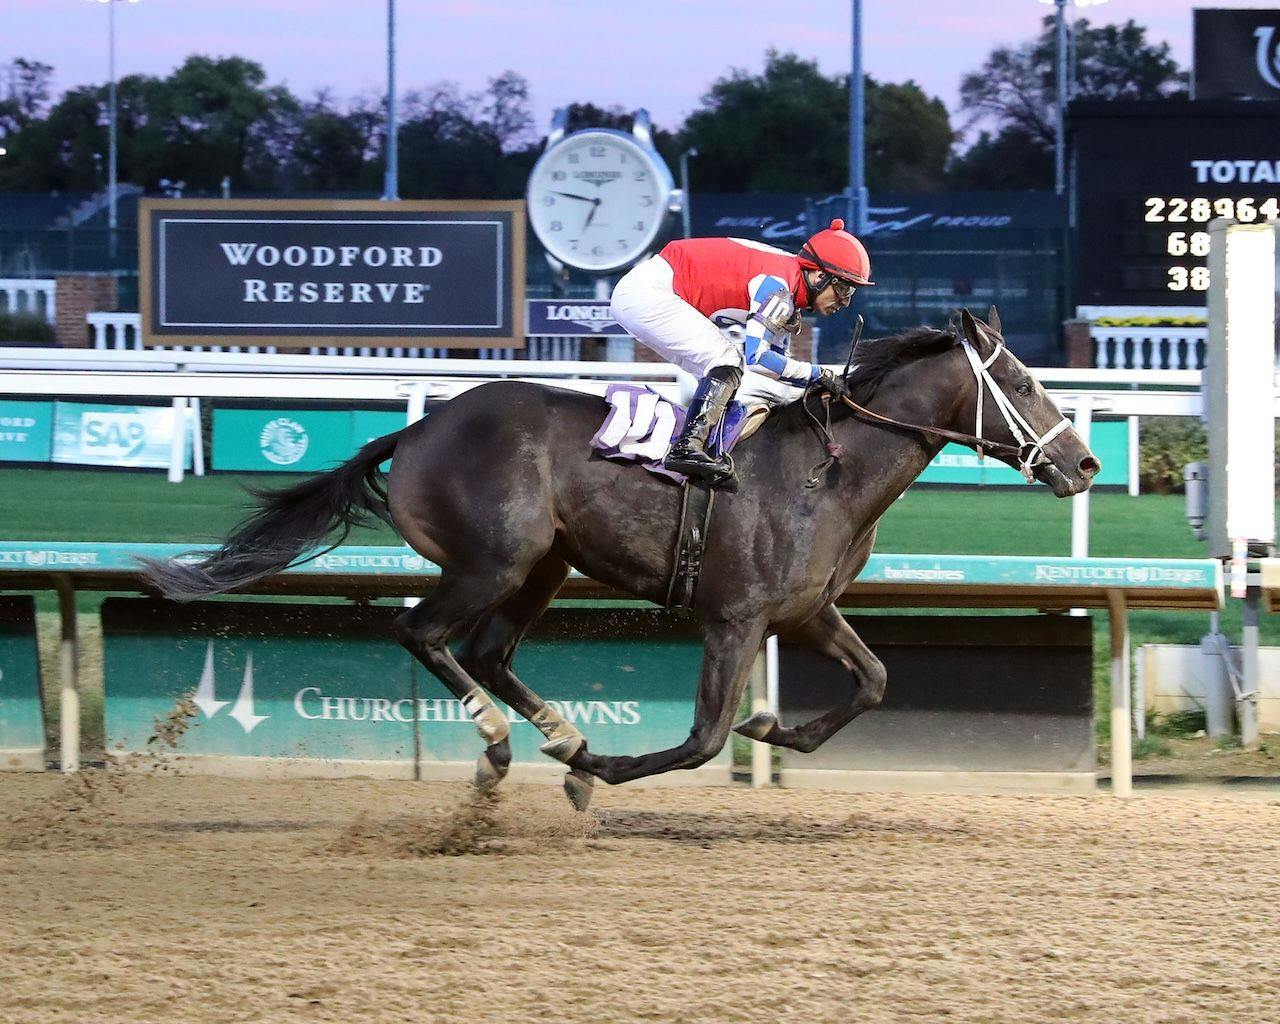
[142,308,1098,809]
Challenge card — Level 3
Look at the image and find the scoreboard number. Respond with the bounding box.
[1167,266,1211,291]
[1167,232,1211,256]
[1145,196,1280,223]
[1145,196,1278,290]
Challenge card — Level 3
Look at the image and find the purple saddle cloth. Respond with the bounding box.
[590,384,748,483]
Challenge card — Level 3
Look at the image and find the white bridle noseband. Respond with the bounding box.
[961,337,1071,483]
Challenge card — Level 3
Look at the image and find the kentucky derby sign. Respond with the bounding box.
[138,199,525,348]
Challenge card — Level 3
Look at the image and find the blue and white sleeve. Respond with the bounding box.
[742,274,819,387]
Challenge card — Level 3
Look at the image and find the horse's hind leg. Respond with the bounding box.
[571,618,766,786]
[455,555,590,799]
[733,603,886,753]
[393,568,536,761]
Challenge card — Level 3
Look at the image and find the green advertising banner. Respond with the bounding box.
[101,600,727,777]
[918,419,1129,487]
[52,402,189,469]
[351,410,406,449]
[213,408,404,472]
[0,596,45,771]
[0,401,54,463]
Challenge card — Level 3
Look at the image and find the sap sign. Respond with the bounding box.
[52,403,187,470]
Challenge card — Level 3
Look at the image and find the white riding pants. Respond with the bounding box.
[610,256,798,409]
[610,255,744,377]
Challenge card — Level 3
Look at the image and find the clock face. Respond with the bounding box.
[526,129,671,273]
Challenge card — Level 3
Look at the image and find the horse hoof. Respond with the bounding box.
[540,733,584,764]
[733,711,778,742]
[473,707,510,745]
[563,769,595,812]
[474,747,509,792]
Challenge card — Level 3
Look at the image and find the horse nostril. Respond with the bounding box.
[1079,457,1101,477]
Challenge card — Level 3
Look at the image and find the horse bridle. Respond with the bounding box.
[808,332,1071,485]
[958,336,1072,482]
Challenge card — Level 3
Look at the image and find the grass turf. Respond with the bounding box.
[4,466,1274,652]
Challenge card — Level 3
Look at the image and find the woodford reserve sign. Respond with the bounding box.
[138,199,525,347]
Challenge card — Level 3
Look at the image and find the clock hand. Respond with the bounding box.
[551,190,596,203]
[583,196,602,230]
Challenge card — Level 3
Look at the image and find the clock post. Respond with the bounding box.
[527,108,684,361]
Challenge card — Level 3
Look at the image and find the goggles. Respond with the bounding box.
[830,278,856,301]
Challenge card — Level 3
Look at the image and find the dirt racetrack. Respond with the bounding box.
[2,773,1279,1024]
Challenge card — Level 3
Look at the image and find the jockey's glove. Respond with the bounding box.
[814,368,851,403]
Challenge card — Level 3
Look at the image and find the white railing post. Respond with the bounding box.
[188,398,205,477]
[1128,415,1140,497]
[167,397,188,483]
[1070,395,1095,616]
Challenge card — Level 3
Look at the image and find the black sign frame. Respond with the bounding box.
[1069,100,1280,308]
[1194,8,1280,102]
[138,199,526,348]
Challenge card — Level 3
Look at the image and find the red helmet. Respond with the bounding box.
[798,218,874,286]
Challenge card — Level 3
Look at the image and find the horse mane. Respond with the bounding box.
[844,325,958,404]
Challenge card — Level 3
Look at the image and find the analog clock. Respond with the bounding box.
[527,124,678,274]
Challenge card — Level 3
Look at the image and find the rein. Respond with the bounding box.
[803,335,1071,486]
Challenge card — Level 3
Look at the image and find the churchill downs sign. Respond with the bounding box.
[138,199,525,347]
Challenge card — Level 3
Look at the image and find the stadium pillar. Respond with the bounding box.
[1107,589,1132,798]
[55,576,80,774]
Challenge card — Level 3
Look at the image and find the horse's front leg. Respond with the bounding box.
[733,603,886,754]
[571,618,766,786]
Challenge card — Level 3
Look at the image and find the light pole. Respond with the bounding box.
[88,0,139,250]
[848,0,867,233]
[384,0,399,200]
[1039,0,1109,196]
[679,148,697,238]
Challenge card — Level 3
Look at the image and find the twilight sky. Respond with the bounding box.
[8,0,1280,133]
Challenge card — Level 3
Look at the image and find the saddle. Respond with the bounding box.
[591,384,769,613]
[590,383,768,481]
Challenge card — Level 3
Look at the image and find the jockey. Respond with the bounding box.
[609,219,874,488]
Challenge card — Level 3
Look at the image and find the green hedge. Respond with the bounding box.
[1140,416,1280,493]
[0,311,56,344]
[1093,316,1206,328]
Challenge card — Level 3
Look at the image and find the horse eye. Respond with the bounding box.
[1016,380,1032,397]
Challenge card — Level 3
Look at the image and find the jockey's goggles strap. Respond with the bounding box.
[960,338,1071,483]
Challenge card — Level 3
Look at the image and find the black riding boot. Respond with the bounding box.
[663,365,742,490]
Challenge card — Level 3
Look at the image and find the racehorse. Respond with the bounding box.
[141,308,1099,810]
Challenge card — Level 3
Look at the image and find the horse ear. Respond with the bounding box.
[960,308,997,359]
[987,305,1002,336]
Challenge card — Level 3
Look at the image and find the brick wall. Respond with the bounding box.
[1062,319,1093,369]
[54,274,118,348]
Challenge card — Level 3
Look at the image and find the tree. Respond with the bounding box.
[955,16,1188,188]
[284,90,381,192]
[680,50,953,194]
[0,58,54,135]
[946,128,1054,191]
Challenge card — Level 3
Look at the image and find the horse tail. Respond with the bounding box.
[138,427,407,600]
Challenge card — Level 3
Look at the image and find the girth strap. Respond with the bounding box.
[665,480,716,614]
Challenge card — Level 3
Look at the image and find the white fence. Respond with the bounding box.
[0,279,56,323]
[86,311,586,361]
[1092,326,1208,371]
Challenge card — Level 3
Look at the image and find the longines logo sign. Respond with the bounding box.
[139,199,525,348]
[1194,9,1280,101]
[525,299,626,336]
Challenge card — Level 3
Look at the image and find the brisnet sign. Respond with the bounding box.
[139,199,525,348]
